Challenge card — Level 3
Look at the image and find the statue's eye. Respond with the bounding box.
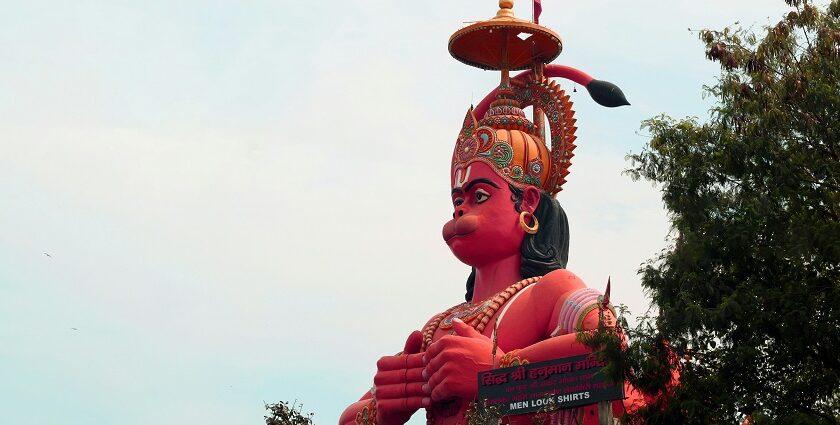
[453,197,465,207]
[475,189,490,204]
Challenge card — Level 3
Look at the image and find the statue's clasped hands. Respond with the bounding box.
[374,319,500,423]
[424,318,501,403]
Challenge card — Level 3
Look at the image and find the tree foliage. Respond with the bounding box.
[264,401,315,425]
[608,0,840,423]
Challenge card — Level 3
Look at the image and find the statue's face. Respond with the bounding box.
[443,162,526,267]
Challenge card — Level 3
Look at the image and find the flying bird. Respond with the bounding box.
[43,252,52,258]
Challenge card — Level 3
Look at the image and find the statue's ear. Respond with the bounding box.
[522,185,542,214]
[458,107,479,139]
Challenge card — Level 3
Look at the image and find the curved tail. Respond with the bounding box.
[474,64,629,119]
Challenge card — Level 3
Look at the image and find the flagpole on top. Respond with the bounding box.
[532,0,542,24]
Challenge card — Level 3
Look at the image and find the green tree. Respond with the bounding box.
[605,0,840,423]
[264,401,315,425]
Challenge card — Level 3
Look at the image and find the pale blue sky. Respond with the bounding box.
[1,1,797,424]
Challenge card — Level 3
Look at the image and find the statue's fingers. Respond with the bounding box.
[377,397,427,412]
[405,353,425,369]
[406,368,426,383]
[374,383,408,399]
[451,318,485,339]
[375,383,426,400]
[377,355,403,371]
[376,353,424,371]
[405,382,425,397]
[403,330,423,354]
[374,368,426,385]
[425,349,456,377]
[423,335,460,366]
[425,364,449,394]
[373,370,399,386]
[430,377,456,402]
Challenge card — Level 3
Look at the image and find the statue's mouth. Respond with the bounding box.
[444,231,474,242]
[442,216,479,242]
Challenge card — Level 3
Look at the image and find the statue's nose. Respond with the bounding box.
[453,206,466,219]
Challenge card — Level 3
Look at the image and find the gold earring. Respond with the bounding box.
[519,211,539,234]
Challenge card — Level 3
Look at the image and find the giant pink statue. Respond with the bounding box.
[340,2,649,424]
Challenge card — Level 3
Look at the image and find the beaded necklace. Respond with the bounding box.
[420,276,541,351]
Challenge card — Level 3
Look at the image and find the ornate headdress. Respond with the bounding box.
[452,78,577,196]
[448,0,627,196]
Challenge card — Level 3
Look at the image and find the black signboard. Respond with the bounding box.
[476,354,624,415]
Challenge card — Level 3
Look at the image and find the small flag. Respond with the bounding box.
[602,276,611,308]
[534,0,542,24]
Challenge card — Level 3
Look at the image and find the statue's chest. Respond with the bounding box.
[421,281,544,352]
[442,299,494,328]
[420,301,494,350]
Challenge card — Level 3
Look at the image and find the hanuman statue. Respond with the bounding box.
[341,2,644,424]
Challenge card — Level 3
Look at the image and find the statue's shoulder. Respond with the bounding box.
[531,269,588,302]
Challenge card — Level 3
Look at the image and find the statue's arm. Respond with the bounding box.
[339,392,373,425]
[510,300,653,414]
[503,307,610,363]
[500,271,646,413]
[507,269,615,363]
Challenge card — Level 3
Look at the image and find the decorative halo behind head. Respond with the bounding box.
[451,76,577,196]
